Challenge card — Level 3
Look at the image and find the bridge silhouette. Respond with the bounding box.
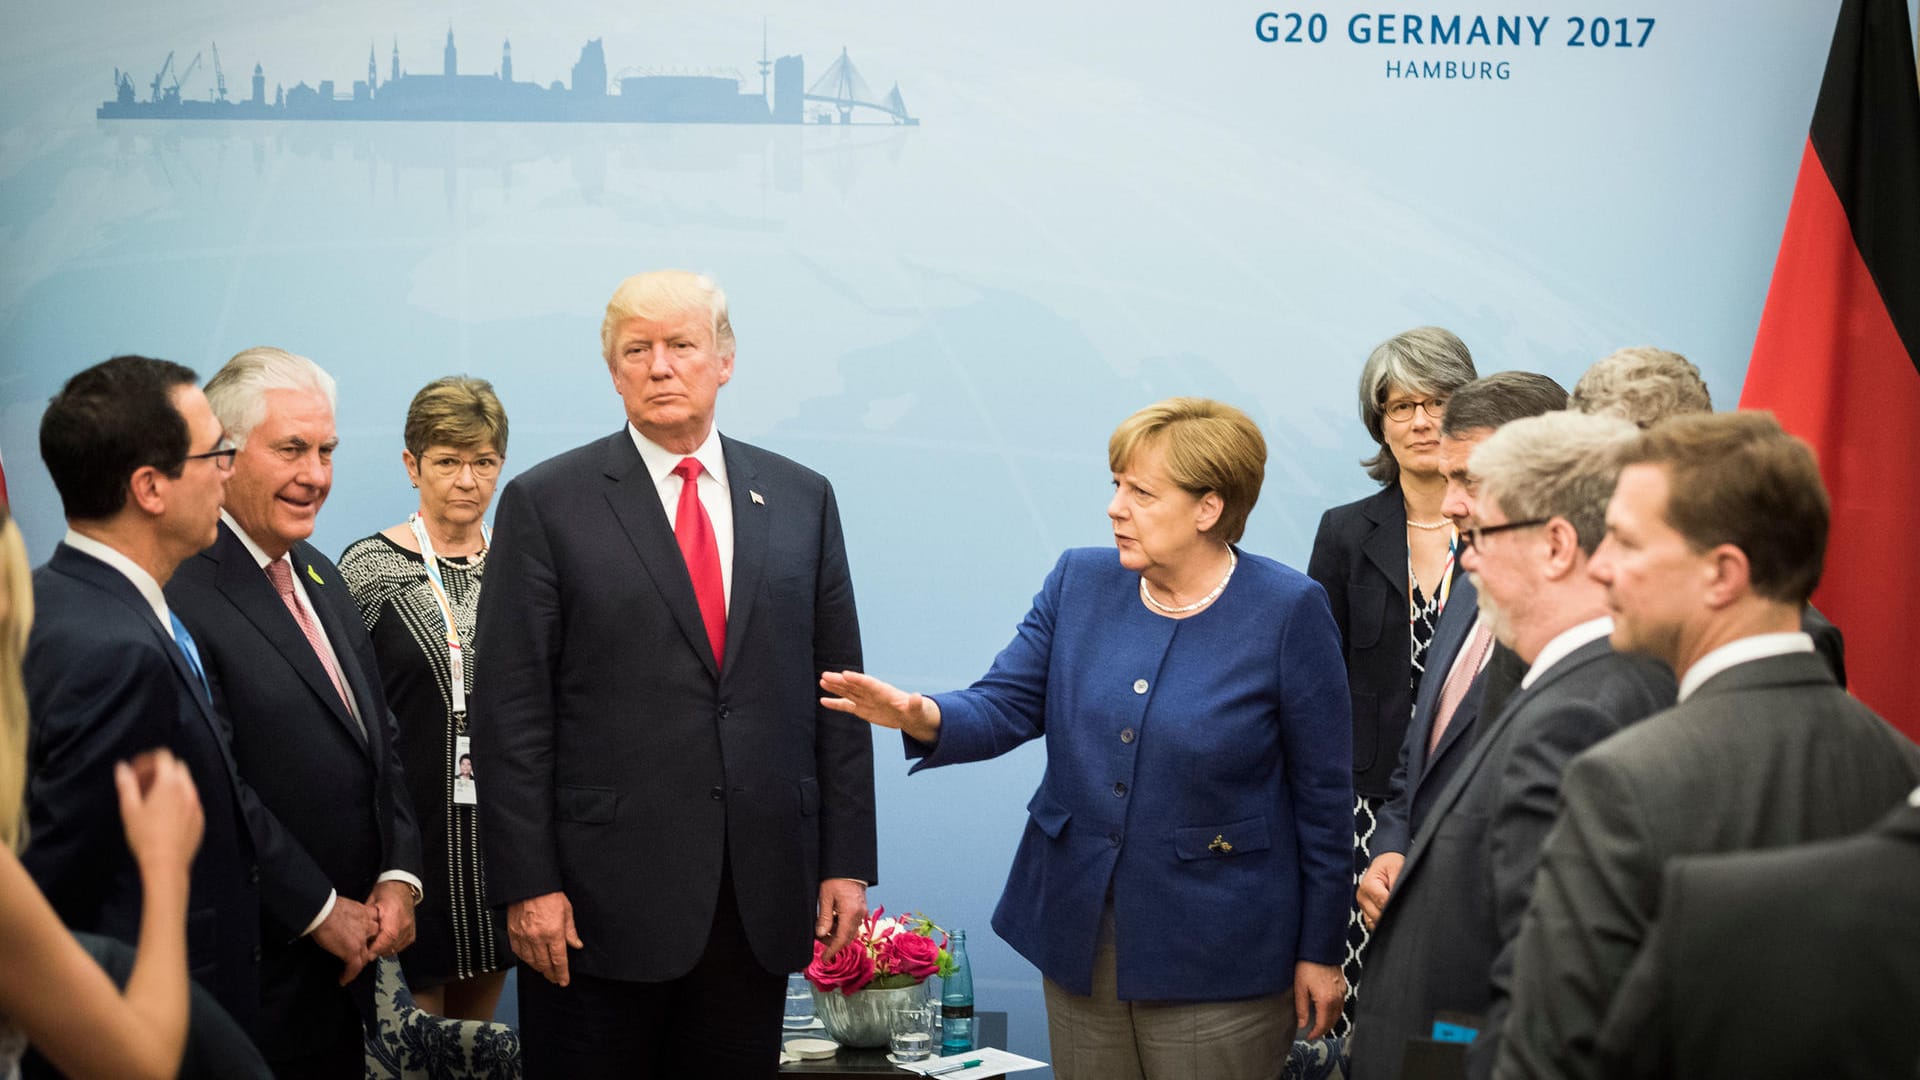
[804,47,917,125]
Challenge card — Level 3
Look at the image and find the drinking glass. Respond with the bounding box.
[784,972,815,1028]
[890,1001,935,1061]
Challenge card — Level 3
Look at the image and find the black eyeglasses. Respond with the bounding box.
[183,439,238,472]
[1458,518,1549,552]
[1384,397,1448,423]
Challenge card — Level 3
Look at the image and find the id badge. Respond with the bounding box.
[454,733,478,805]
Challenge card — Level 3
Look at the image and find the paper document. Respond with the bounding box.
[896,1047,1048,1077]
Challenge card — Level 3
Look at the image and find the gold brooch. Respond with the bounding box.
[1208,834,1233,854]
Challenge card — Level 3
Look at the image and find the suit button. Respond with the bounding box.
[1132,679,1148,694]
[249,865,261,885]
[719,704,731,719]
[252,946,262,963]
[1108,831,1122,847]
[1113,782,1128,797]
[1120,728,1135,744]
[710,786,725,801]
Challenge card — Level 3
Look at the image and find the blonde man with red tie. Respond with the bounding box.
[470,270,876,1079]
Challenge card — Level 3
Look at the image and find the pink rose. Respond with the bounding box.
[880,930,942,980]
[805,938,875,995]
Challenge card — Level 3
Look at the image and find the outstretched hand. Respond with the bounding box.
[819,670,941,744]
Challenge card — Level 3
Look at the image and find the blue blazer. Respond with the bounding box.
[912,547,1352,1001]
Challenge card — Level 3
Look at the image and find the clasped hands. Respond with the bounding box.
[311,880,418,985]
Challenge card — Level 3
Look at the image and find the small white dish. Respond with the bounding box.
[784,1037,839,1060]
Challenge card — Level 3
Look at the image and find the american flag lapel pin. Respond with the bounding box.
[750,490,765,506]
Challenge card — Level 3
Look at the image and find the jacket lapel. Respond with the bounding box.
[1360,487,1406,594]
[291,543,372,753]
[210,524,366,751]
[1399,636,1612,884]
[600,430,721,680]
[719,436,765,683]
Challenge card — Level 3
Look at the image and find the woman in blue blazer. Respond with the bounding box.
[823,398,1352,1080]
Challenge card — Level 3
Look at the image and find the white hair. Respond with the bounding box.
[204,346,338,446]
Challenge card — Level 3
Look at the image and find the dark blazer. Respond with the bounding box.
[1312,485,1461,796]
[1374,574,1484,856]
[913,548,1353,1001]
[1348,634,1674,1080]
[1595,794,1920,1079]
[470,430,876,981]
[1496,652,1920,1080]
[1803,604,1846,687]
[166,522,424,1061]
[22,543,263,1035]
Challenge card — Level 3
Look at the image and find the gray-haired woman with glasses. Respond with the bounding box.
[339,376,511,1022]
[1305,327,1476,1038]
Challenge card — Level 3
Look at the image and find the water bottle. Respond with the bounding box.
[941,929,974,1052]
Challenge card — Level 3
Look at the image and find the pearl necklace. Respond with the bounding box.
[1406,517,1450,531]
[1140,548,1238,615]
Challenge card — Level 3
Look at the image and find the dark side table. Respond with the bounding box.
[780,1011,1010,1078]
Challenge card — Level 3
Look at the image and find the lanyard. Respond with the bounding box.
[408,513,490,716]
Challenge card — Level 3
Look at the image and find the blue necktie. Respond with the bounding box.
[169,610,210,702]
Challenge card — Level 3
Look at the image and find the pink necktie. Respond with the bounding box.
[673,458,726,668]
[265,557,354,712]
[1429,619,1494,755]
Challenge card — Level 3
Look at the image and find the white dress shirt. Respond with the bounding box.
[220,511,425,930]
[1520,616,1615,690]
[62,529,175,638]
[628,423,735,610]
[1677,631,1815,703]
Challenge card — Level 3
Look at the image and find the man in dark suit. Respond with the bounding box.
[1360,372,1567,934]
[1347,411,1675,1080]
[166,347,424,1078]
[1496,411,1920,1079]
[1568,344,1847,684]
[471,270,876,1078]
[1595,787,1920,1078]
[23,355,264,1034]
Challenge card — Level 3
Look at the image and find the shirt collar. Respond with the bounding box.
[628,422,729,492]
[1521,615,1614,689]
[220,509,282,570]
[1678,632,1815,702]
[62,529,172,634]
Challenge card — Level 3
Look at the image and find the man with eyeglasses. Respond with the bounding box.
[1344,410,1674,1080]
[23,355,269,1042]
[1497,412,1920,1080]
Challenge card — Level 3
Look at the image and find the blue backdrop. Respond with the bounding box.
[0,1,1872,1069]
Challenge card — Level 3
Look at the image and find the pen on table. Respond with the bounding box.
[925,1060,983,1076]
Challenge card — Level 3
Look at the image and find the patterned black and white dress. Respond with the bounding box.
[340,533,508,989]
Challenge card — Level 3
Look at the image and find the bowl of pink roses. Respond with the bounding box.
[803,908,956,1047]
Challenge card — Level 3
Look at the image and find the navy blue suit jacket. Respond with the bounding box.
[167,523,423,1060]
[470,430,876,981]
[914,547,1353,1001]
[23,543,263,1035]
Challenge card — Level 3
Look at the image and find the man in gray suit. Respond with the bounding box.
[1496,411,1920,1079]
[1358,372,1567,935]
[1346,411,1675,1080]
[1594,787,1920,1079]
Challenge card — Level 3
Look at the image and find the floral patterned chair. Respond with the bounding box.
[365,958,521,1080]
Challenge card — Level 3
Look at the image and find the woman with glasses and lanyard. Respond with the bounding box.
[1305,327,1475,1040]
[340,376,510,1022]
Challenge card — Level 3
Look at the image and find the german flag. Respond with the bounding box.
[1740,0,1920,740]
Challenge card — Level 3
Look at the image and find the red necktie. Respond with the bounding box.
[673,458,726,668]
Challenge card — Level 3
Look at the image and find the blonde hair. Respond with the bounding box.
[0,509,34,852]
[1108,398,1267,545]
[599,270,735,363]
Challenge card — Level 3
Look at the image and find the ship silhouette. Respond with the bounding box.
[98,29,918,126]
